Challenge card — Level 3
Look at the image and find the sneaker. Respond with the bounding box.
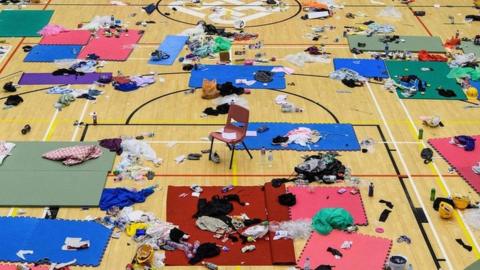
[210,152,220,163]
[187,153,202,160]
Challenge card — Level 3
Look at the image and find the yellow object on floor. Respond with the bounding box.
[453,195,470,210]
[126,223,148,237]
[439,202,454,219]
[466,87,478,100]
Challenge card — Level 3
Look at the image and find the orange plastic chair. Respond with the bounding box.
[209,104,253,169]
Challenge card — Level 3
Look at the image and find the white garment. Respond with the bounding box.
[285,127,320,146]
[0,141,15,165]
[121,139,160,164]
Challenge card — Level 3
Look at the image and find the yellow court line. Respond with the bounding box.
[404,119,480,258]
[44,118,59,141]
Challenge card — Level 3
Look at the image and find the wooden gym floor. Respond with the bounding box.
[0,0,479,269]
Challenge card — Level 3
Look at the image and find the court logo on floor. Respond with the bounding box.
[168,0,288,25]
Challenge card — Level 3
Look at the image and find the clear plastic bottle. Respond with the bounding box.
[304,257,311,270]
[267,150,273,167]
[260,147,266,166]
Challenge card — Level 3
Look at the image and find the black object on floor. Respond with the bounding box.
[379,209,392,222]
[456,238,473,252]
[326,247,343,258]
[379,199,394,209]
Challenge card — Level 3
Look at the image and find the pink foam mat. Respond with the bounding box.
[77,29,143,61]
[297,231,392,270]
[429,136,480,193]
[40,30,91,45]
[288,186,368,225]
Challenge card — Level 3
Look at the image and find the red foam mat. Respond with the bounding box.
[429,136,480,193]
[39,30,91,45]
[264,183,296,265]
[166,185,296,266]
[0,265,68,270]
[77,29,142,61]
[297,231,392,270]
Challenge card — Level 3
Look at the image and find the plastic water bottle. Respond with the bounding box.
[368,182,374,197]
[304,257,311,270]
[202,261,218,270]
[260,147,266,166]
[430,188,436,201]
[92,112,98,125]
[267,150,273,167]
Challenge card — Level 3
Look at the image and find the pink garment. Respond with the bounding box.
[42,145,102,166]
[38,24,67,36]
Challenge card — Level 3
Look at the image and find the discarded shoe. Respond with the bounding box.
[272,136,288,144]
[187,153,202,160]
[210,151,220,163]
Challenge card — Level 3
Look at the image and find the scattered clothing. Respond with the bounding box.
[379,209,391,222]
[456,238,473,252]
[42,145,102,165]
[294,152,346,182]
[379,199,394,209]
[0,141,15,165]
[311,208,354,235]
[273,127,321,147]
[99,186,155,211]
[196,216,230,233]
[188,242,221,265]
[4,94,23,108]
[278,193,296,206]
[450,135,476,151]
[99,138,123,154]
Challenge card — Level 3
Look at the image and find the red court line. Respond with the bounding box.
[107,173,461,178]
[409,6,433,36]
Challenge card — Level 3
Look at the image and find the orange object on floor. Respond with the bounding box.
[418,50,448,62]
[444,36,461,49]
[302,0,329,10]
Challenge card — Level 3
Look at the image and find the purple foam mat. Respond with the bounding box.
[18,72,112,85]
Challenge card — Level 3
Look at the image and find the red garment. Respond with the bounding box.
[418,50,448,62]
[42,145,102,165]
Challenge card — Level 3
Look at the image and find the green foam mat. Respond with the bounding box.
[0,10,53,37]
[347,35,445,53]
[385,61,466,100]
[466,260,480,270]
[459,41,480,57]
[0,142,116,206]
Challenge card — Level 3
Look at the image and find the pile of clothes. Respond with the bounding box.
[272,127,321,147]
[99,138,162,181]
[294,151,347,183]
[193,193,269,255]
[202,81,248,116]
[330,68,367,88]
[397,75,427,97]
[449,135,476,151]
[47,85,103,109]
[112,74,156,92]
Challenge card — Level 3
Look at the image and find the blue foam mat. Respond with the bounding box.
[189,65,286,89]
[24,45,82,62]
[148,35,188,65]
[0,217,112,266]
[333,58,388,78]
[236,122,360,151]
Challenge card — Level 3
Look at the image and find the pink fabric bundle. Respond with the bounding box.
[38,24,67,36]
[42,145,102,165]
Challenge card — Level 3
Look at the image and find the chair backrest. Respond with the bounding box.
[226,104,249,127]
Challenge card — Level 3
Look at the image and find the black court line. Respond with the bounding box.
[125,88,339,124]
[155,0,302,28]
[376,125,442,269]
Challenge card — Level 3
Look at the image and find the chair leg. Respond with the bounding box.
[229,147,235,169]
[209,137,214,160]
[242,141,253,159]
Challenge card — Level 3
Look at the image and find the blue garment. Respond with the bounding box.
[454,135,476,151]
[114,81,139,92]
[99,187,155,210]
